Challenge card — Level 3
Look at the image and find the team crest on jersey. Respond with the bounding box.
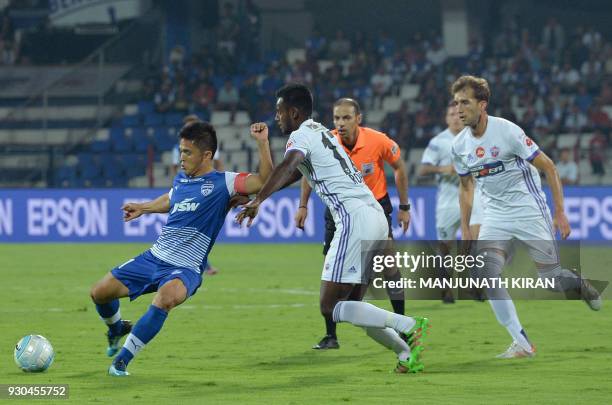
[490,146,500,157]
[476,146,485,158]
[201,181,214,196]
[525,137,533,146]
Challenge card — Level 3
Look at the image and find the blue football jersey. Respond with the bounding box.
[149,170,244,273]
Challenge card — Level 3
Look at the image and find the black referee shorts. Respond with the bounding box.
[322,193,393,255]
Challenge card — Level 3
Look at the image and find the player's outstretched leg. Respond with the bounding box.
[538,265,602,311]
[332,300,430,373]
[90,273,132,357]
[109,279,186,376]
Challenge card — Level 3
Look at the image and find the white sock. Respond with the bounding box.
[332,301,416,334]
[101,310,121,325]
[365,327,411,361]
[123,333,146,357]
[488,299,531,351]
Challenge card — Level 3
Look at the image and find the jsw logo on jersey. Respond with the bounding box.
[171,198,200,214]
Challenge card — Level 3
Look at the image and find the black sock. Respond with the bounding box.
[325,317,337,338]
[384,270,405,315]
[390,299,405,315]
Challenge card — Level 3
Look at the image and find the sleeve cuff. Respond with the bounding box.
[526,149,540,161]
[284,148,306,158]
[457,171,471,177]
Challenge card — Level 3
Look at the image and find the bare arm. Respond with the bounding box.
[418,163,455,177]
[295,176,312,230]
[389,158,410,233]
[122,193,170,222]
[236,150,304,226]
[458,175,474,239]
[530,152,571,239]
[242,123,273,194]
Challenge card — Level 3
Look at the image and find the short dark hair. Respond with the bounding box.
[179,121,217,155]
[276,83,313,116]
[333,98,361,115]
[451,75,490,103]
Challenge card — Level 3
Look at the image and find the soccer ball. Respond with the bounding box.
[14,335,55,372]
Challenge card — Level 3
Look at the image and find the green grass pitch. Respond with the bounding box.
[0,244,610,404]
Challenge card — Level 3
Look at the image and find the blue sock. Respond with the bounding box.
[115,305,168,367]
[95,300,123,336]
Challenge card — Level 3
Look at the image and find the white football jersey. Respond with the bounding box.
[421,128,460,217]
[285,119,378,221]
[451,115,548,221]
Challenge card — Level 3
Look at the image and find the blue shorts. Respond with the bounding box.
[111,250,202,301]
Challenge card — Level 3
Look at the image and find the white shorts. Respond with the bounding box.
[477,212,559,265]
[322,203,388,284]
[469,187,484,226]
[436,204,460,241]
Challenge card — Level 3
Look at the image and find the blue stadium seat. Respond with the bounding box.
[90,139,111,153]
[122,154,147,177]
[165,113,183,127]
[153,127,176,151]
[122,115,140,127]
[138,101,155,115]
[144,112,164,126]
[132,127,153,153]
[113,134,133,153]
[101,156,126,182]
[56,165,77,185]
[110,126,124,141]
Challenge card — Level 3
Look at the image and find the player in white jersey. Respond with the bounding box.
[450,75,601,359]
[236,83,430,373]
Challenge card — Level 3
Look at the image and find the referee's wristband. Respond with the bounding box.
[399,204,410,211]
[298,205,307,209]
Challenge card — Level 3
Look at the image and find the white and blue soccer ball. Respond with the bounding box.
[14,335,55,372]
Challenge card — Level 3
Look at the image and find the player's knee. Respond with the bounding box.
[90,282,108,304]
[154,283,187,311]
[154,293,182,311]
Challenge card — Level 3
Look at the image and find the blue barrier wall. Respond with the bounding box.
[0,187,610,242]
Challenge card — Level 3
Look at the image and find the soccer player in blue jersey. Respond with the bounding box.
[89,120,272,376]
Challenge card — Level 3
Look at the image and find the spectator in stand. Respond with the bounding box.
[305,28,327,59]
[574,84,593,113]
[154,82,176,114]
[556,148,578,185]
[217,2,240,56]
[589,129,608,177]
[328,29,351,60]
[216,79,240,122]
[589,100,612,131]
[564,103,589,133]
[542,17,565,62]
[174,83,189,113]
[370,66,393,108]
[192,81,216,120]
[555,62,581,91]
[0,13,17,64]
